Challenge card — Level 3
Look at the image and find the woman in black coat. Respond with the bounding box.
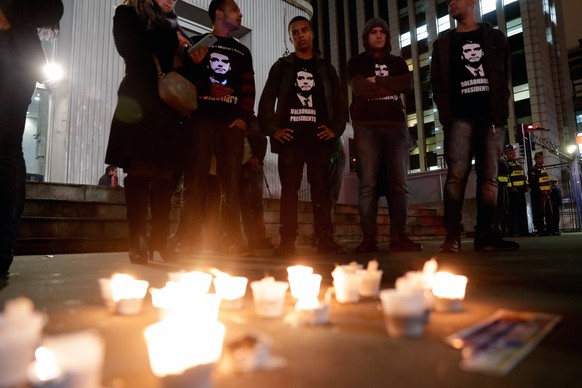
[0,0,63,276]
[106,0,191,263]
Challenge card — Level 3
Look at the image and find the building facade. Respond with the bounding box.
[310,0,578,206]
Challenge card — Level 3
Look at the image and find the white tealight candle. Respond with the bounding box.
[213,275,249,310]
[0,298,47,387]
[110,274,149,315]
[287,265,314,299]
[167,271,213,295]
[250,278,289,318]
[432,272,468,312]
[144,320,225,383]
[41,330,105,388]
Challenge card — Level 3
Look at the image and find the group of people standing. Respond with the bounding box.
[105,0,427,264]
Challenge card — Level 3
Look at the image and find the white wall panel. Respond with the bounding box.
[51,0,309,190]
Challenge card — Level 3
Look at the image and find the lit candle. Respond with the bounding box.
[150,282,220,322]
[250,277,289,318]
[332,264,363,303]
[212,273,249,310]
[110,273,149,315]
[357,260,383,298]
[40,330,105,388]
[144,320,225,386]
[167,271,213,295]
[286,265,314,299]
[432,272,468,312]
[27,347,63,387]
[0,297,46,387]
[379,289,425,338]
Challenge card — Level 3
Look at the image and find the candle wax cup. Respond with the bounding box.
[41,331,104,388]
[380,290,425,338]
[0,300,46,387]
[434,296,463,312]
[357,269,383,298]
[332,270,362,303]
[250,280,288,318]
[159,363,213,388]
[213,276,248,310]
[115,298,144,316]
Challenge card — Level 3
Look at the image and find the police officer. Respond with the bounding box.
[505,145,530,236]
[528,151,552,235]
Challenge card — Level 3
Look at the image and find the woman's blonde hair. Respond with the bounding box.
[123,0,153,7]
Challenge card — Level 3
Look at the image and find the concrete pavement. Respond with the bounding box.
[1,233,581,387]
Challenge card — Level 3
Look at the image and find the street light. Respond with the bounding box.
[566,144,578,155]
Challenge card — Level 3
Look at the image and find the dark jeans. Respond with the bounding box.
[507,189,530,235]
[180,117,244,246]
[494,185,509,234]
[0,41,35,266]
[443,118,505,238]
[531,191,552,234]
[240,164,267,242]
[354,124,410,236]
[552,205,561,233]
[278,145,333,239]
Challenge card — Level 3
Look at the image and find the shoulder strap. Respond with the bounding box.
[152,55,164,78]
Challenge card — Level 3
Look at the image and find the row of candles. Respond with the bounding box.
[0,259,468,387]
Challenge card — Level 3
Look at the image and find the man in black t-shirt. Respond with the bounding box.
[431,0,518,252]
[258,16,348,256]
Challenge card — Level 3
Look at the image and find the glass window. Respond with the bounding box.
[480,0,496,15]
[437,15,450,34]
[416,24,428,41]
[24,88,52,181]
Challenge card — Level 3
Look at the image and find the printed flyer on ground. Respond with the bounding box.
[445,309,562,376]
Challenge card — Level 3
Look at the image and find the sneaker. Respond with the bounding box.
[317,234,347,255]
[473,236,519,252]
[439,237,461,253]
[389,233,423,252]
[273,239,296,257]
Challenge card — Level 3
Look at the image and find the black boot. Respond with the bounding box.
[355,233,377,253]
[389,232,423,252]
[318,232,347,255]
[273,236,296,257]
[149,178,180,262]
[124,175,150,264]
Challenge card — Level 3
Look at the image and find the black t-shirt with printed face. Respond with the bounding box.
[284,57,329,147]
[449,27,492,120]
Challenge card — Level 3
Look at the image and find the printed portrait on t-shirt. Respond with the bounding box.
[375,63,388,77]
[461,40,485,78]
[295,69,314,107]
[208,52,231,85]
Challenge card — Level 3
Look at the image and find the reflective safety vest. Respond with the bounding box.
[507,160,528,189]
[497,156,510,187]
[530,164,552,193]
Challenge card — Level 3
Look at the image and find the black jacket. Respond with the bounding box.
[258,52,348,154]
[430,23,510,127]
[105,5,187,170]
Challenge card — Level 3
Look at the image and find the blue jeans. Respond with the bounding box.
[0,39,35,264]
[354,124,410,236]
[443,118,505,238]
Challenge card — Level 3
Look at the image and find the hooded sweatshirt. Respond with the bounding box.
[347,18,412,126]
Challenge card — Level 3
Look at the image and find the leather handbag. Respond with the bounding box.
[153,55,197,115]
